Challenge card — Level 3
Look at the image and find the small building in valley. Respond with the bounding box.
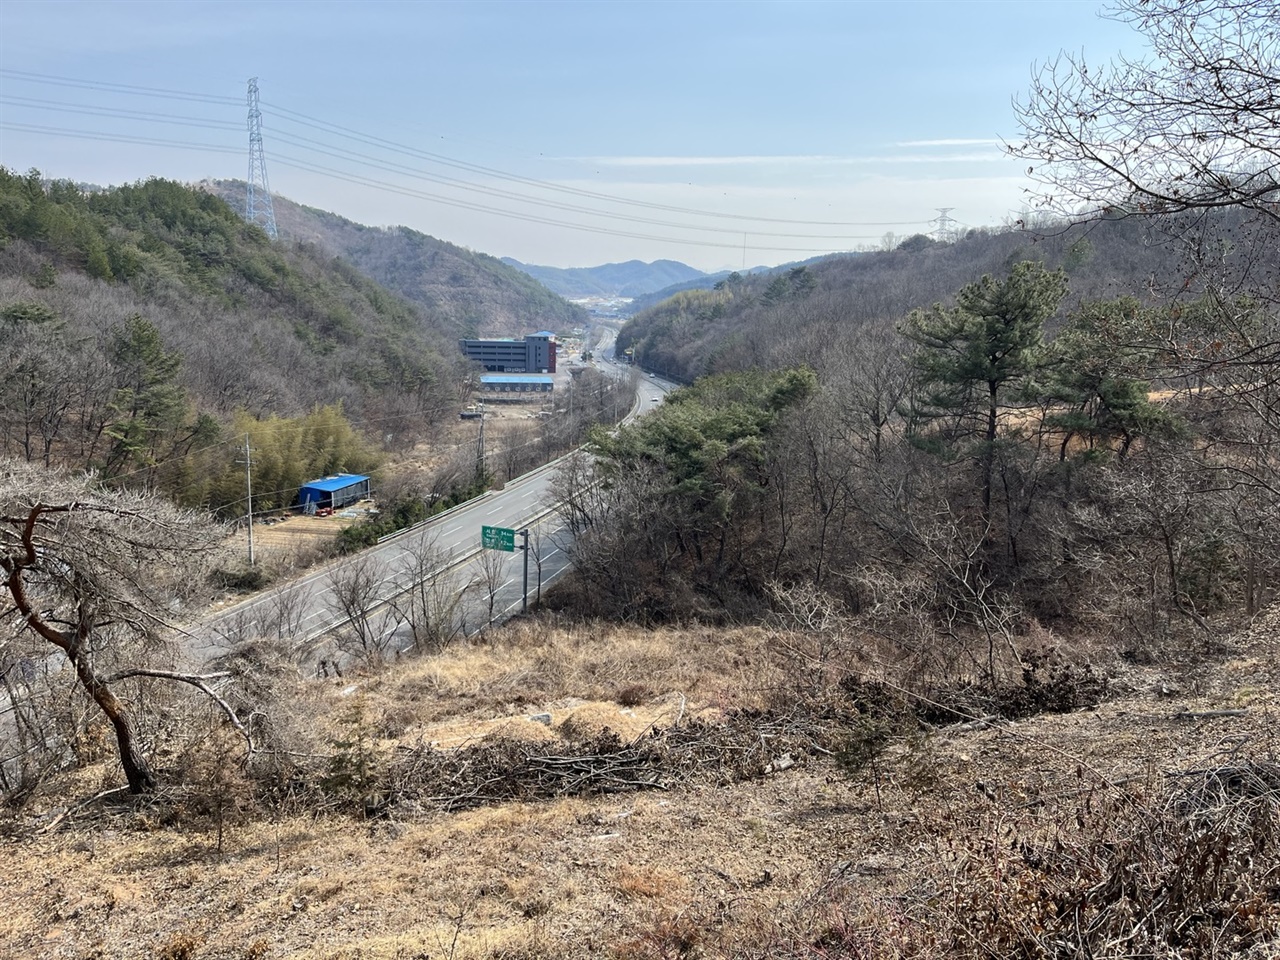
[478,374,554,399]
[297,473,372,513]
[459,332,557,373]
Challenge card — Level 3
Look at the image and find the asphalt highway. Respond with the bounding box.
[186,363,675,671]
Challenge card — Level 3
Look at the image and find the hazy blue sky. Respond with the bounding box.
[1,0,1142,271]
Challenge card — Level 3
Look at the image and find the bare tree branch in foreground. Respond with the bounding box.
[0,459,222,793]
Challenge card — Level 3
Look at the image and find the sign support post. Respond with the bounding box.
[520,528,529,612]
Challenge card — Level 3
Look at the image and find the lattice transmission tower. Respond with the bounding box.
[245,77,278,240]
[932,207,956,243]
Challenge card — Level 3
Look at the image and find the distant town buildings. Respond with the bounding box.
[569,296,633,319]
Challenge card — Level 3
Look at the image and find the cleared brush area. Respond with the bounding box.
[3,612,1279,959]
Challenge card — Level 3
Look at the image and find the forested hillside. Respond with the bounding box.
[577,207,1280,659]
[205,180,586,338]
[622,253,863,316]
[0,169,467,512]
[5,5,1280,957]
[618,220,1196,382]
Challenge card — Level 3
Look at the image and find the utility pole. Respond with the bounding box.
[237,434,256,565]
[476,404,486,481]
[245,77,278,240]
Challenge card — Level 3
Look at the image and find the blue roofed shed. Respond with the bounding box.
[298,473,372,512]
[479,374,554,394]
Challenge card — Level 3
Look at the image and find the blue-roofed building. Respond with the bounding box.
[297,473,372,512]
[479,374,554,399]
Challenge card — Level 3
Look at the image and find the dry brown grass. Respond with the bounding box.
[359,620,784,730]
[4,609,1280,958]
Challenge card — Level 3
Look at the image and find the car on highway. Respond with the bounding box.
[651,396,659,402]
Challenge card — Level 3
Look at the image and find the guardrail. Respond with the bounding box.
[302,501,568,655]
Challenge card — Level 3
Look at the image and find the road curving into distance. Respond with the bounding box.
[187,366,677,671]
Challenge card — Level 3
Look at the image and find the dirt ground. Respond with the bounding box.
[247,384,569,565]
[4,614,1278,959]
[249,505,375,553]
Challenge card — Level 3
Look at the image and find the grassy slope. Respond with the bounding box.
[4,613,1278,959]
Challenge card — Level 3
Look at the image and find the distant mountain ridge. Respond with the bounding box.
[625,252,864,314]
[500,258,710,298]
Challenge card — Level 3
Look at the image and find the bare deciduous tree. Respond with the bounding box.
[327,555,391,666]
[1013,0,1280,222]
[474,547,509,628]
[0,459,222,794]
[266,583,309,647]
[389,531,462,652]
[526,522,553,607]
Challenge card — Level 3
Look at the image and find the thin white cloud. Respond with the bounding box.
[571,151,1012,168]
[896,138,1005,147]
[572,155,846,167]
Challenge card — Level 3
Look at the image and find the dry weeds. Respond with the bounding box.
[2,613,1278,959]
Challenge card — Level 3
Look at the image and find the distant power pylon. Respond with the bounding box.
[933,207,956,243]
[245,77,278,240]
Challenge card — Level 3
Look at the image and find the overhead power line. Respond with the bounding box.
[263,127,890,240]
[261,100,927,229]
[0,94,242,130]
[270,152,886,251]
[1,121,241,155]
[0,68,935,251]
[0,68,241,105]
[0,118,900,250]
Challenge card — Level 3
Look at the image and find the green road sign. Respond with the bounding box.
[481,525,516,552]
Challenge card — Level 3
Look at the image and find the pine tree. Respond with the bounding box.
[902,260,1067,529]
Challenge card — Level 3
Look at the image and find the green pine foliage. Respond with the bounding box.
[1040,297,1184,460]
[580,367,817,613]
[902,261,1068,523]
[0,168,465,504]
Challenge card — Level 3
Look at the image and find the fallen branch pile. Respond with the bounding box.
[386,709,824,813]
[935,759,1280,959]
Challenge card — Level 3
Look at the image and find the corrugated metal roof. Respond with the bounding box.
[300,473,371,492]
[481,375,554,385]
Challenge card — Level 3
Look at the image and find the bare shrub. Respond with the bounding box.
[725,768,1280,960]
[616,684,649,707]
[388,530,463,653]
[171,726,255,856]
[766,579,855,698]
[327,554,392,666]
[0,643,78,805]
